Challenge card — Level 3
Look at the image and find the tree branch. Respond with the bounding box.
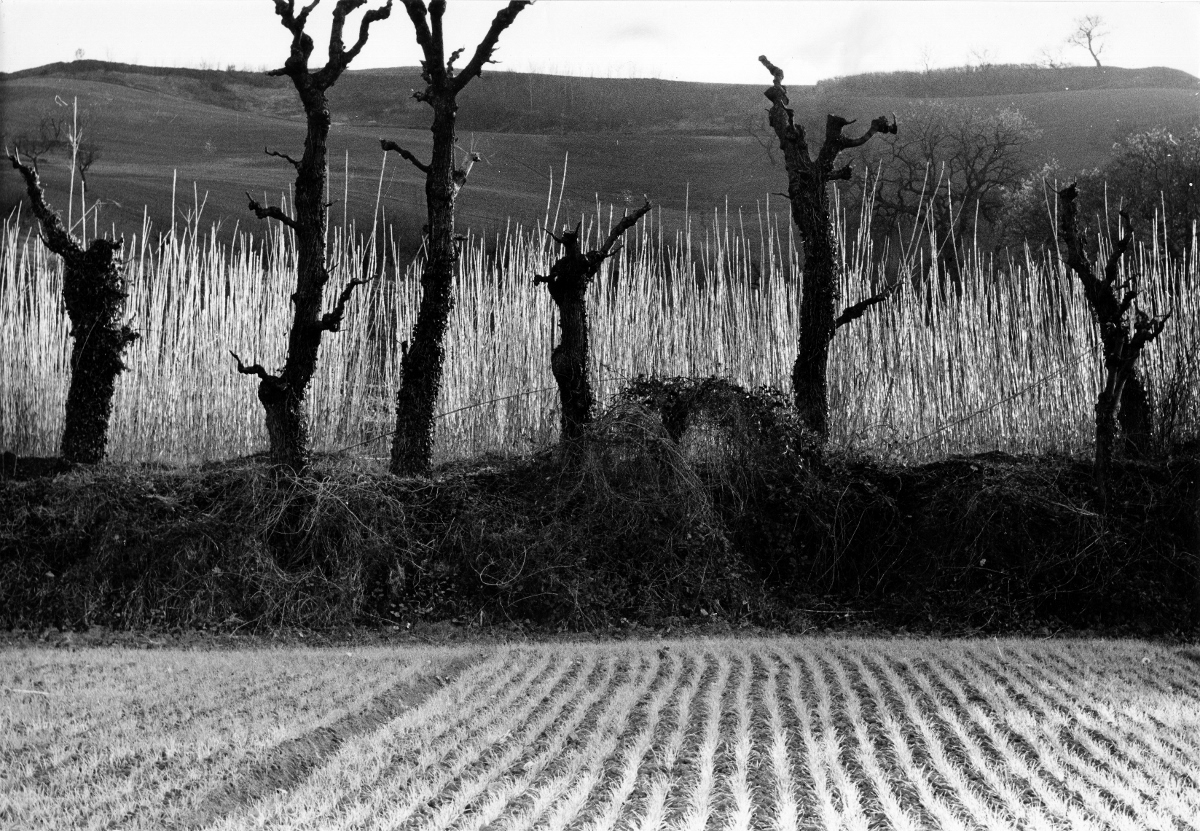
[379,138,432,174]
[318,274,373,332]
[598,201,652,258]
[271,0,320,77]
[819,113,896,172]
[1103,209,1133,285]
[265,146,301,169]
[246,192,298,230]
[759,55,804,149]
[6,149,81,259]
[835,283,897,330]
[319,0,392,84]
[400,0,438,85]
[230,350,281,384]
[451,1,530,93]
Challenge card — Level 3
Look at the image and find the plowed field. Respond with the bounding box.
[4,638,1199,830]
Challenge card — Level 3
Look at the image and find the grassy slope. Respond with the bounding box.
[5,638,1199,830]
[2,62,1197,250]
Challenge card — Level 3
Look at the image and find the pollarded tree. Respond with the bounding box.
[232,0,393,473]
[759,56,897,441]
[382,0,529,476]
[6,152,138,463]
[1057,183,1170,507]
[537,202,652,442]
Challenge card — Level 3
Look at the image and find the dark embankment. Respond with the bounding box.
[3,381,1198,637]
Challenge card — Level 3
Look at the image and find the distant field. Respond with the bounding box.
[2,64,1198,250]
[4,638,1200,830]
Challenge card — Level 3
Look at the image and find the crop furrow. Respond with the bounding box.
[874,648,1057,830]
[392,649,603,831]
[774,646,841,831]
[830,648,941,831]
[948,652,1137,829]
[671,648,730,831]
[204,649,539,831]
[571,648,684,831]
[628,650,708,831]
[986,646,1197,828]
[520,653,662,831]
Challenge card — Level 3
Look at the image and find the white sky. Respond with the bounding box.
[0,0,1197,84]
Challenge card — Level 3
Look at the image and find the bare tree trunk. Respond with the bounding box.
[1057,183,1169,506]
[1119,368,1152,458]
[384,0,528,476]
[232,0,391,474]
[6,154,138,464]
[760,57,897,440]
[537,203,651,441]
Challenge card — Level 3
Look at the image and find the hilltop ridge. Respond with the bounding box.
[4,60,1196,136]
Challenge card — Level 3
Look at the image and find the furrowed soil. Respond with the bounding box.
[3,638,1199,830]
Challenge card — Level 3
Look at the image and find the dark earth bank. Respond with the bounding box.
[3,402,1198,643]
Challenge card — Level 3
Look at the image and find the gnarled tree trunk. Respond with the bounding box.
[537,203,651,441]
[7,154,138,464]
[759,56,897,440]
[384,0,528,476]
[1057,183,1170,506]
[233,0,391,473]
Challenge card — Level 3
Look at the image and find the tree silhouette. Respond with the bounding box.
[383,0,529,476]
[759,55,897,441]
[232,0,392,473]
[1068,15,1107,67]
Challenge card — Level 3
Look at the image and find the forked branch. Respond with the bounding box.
[450,1,530,92]
[318,274,374,332]
[230,350,282,385]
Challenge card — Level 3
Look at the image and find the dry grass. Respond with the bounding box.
[5,638,1199,830]
[1,189,1197,466]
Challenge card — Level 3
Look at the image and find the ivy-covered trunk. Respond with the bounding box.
[759,56,897,441]
[6,155,138,464]
[385,0,529,476]
[537,204,651,442]
[391,97,461,474]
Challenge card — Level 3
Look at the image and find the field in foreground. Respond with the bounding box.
[3,638,1200,830]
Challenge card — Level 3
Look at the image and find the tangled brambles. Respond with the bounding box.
[451,401,748,627]
[1,397,1197,633]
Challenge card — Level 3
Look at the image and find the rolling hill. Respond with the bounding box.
[2,61,1197,255]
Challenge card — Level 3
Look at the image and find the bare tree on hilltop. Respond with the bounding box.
[6,151,137,463]
[759,55,898,441]
[232,0,393,473]
[1068,15,1107,68]
[382,0,529,477]
[537,202,652,443]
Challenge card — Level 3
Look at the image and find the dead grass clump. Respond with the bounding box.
[886,452,1199,628]
[0,460,410,629]
[445,401,748,627]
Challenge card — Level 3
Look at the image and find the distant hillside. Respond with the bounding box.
[2,61,1197,254]
[816,63,1199,98]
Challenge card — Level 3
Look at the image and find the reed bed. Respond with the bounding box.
[1,194,1196,466]
[8,639,1199,830]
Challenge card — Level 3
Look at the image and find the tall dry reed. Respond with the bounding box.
[1,186,1196,466]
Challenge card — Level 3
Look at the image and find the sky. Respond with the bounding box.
[0,0,1197,85]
